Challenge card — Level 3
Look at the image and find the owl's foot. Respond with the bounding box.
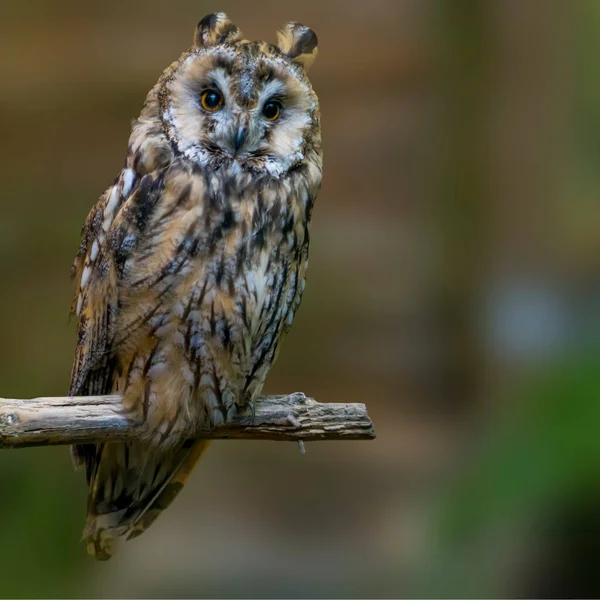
[286,414,301,428]
[286,414,306,454]
[228,400,255,424]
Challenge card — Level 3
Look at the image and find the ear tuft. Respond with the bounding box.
[276,22,318,71]
[194,13,244,48]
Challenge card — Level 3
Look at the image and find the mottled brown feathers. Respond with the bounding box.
[193,13,245,48]
[69,12,322,559]
[277,22,319,71]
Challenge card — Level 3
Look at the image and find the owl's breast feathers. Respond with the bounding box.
[70,139,322,443]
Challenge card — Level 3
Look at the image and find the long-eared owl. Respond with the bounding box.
[69,13,322,559]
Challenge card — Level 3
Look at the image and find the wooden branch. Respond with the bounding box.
[0,393,375,449]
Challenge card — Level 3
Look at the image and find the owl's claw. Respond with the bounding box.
[286,414,301,428]
[248,400,255,424]
[285,414,306,454]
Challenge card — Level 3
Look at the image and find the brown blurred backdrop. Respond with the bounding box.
[0,0,599,597]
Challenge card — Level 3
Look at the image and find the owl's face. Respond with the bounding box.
[159,14,320,178]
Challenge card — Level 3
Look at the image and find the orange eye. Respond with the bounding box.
[262,100,281,121]
[201,90,224,112]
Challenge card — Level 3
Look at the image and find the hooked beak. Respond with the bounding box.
[232,125,248,155]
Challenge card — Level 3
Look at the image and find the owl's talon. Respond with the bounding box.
[286,414,302,429]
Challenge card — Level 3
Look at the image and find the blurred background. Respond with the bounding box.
[0,0,599,597]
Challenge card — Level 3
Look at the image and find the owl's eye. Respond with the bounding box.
[262,100,281,121]
[201,90,224,112]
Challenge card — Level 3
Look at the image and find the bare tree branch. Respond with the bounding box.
[0,393,375,449]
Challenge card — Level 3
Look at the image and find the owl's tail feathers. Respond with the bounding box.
[126,439,210,540]
[81,439,211,560]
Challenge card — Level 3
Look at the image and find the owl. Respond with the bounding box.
[68,13,322,560]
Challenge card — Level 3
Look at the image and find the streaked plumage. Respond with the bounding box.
[69,13,322,559]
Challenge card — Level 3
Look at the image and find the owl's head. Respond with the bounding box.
[158,13,320,177]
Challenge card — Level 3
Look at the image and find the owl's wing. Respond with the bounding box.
[70,165,218,557]
[69,182,122,482]
[69,168,164,479]
[69,195,118,400]
[70,167,172,390]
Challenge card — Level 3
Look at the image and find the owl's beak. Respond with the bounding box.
[232,126,248,155]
